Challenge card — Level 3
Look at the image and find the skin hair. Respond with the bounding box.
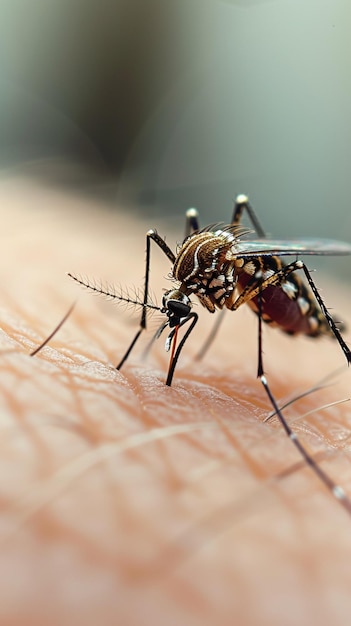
[1,175,351,626]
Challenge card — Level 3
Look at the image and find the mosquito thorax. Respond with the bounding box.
[172,229,242,312]
[162,289,192,327]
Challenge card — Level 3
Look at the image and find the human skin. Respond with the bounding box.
[1,174,351,626]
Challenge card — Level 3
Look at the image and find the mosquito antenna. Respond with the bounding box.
[67,273,161,313]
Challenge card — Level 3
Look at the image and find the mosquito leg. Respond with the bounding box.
[116,230,176,370]
[231,194,266,237]
[260,373,351,516]
[184,208,200,238]
[249,264,351,515]
[242,262,351,515]
[257,292,264,377]
[298,262,351,364]
[229,268,284,312]
[116,328,144,370]
[165,312,198,386]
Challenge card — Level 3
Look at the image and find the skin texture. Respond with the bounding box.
[1,173,351,626]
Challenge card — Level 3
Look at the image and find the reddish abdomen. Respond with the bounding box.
[237,274,315,335]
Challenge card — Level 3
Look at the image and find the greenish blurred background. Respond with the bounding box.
[0,0,350,250]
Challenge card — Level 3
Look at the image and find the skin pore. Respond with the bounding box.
[1,175,351,626]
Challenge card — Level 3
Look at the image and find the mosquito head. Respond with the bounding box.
[162,289,192,327]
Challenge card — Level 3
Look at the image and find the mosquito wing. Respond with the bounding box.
[235,238,351,257]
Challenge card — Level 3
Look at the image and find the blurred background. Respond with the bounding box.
[0,0,350,263]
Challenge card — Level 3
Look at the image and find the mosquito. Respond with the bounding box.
[68,194,351,515]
